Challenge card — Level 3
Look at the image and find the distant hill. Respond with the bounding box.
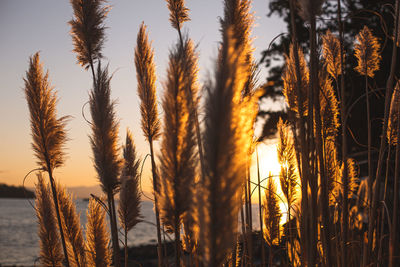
[0,183,35,198]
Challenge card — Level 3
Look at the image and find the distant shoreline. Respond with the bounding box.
[0,184,35,198]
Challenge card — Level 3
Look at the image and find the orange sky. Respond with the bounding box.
[0,0,285,193]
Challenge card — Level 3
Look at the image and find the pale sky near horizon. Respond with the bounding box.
[0,0,285,194]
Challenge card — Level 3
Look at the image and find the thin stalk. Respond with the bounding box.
[124,228,128,267]
[389,112,400,267]
[365,0,399,263]
[240,201,247,267]
[175,221,181,267]
[256,149,266,267]
[47,167,70,267]
[337,0,349,265]
[149,139,164,267]
[246,166,253,266]
[288,0,312,264]
[107,191,121,267]
[244,176,251,265]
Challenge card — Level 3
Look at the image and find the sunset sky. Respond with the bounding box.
[0,0,284,194]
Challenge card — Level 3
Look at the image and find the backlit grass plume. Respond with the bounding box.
[135,23,161,142]
[322,30,342,80]
[69,0,109,72]
[166,0,190,31]
[342,158,359,199]
[282,45,309,116]
[85,198,111,267]
[199,28,258,266]
[277,118,298,207]
[263,178,281,247]
[56,183,86,267]
[35,173,63,267]
[24,52,70,266]
[354,26,381,77]
[388,82,400,146]
[24,52,68,173]
[158,40,197,266]
[89,63,121,194]
[319,70,340,139]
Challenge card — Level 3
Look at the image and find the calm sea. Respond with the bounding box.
[0,198,157,266]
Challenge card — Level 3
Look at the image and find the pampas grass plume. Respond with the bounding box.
[135,23,161,142]
[263,178,281,246]
[56,183,86,267]
[35,173,64,267]
[166,0,190,30]
[24,52,69,172]
[322,30,342,80]
[85,198,111,267]
[388,82,400,145]
[354,26,381,78]
[282,45,309,116]
[69,0,109,70]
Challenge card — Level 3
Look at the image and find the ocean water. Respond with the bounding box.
[0,198,157,266]
[0,198,262,266]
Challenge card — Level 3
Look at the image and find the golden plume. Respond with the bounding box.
[35,173,64,267]
[118,130,142,233]
[69,0,109,71]
[85,198,111,267]
[24,52,69,173]
[157,38,197,233]
[354,26,381,78]
[322,30,342,80]
[165,0,190,30]
[282,44,309,116]
[56,183,86,267]
[319,70,340,140]
[277,118,298,206]
[324,139,341,205]
[388,81,400,146]
[135,23,161,142]
[199,28,258,266]
[263,178,281,247]
[89,63,121,194]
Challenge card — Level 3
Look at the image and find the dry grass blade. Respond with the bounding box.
[199,28,258,266]
[263,179,281,247]
[56,183,86,267]
[89,63,121,194]
[322,30,342,80]
[69,0,109,70]
[165,0,190,30]
[86,198,111,267]
[388,81,400,145]
[135,23,161,142]
[158,39,197,233]
[354,25,381,77]
[282,45,309,117]
[24,52,69,172]
[35,173,64,267]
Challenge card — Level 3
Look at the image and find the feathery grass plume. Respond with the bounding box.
[277,118,298,206]
[388,82,400,145]
[118,131,142,232]
[262,178,281,247]
[135,23,161,142]
[199,28,258,266]
[89,63,121,194]
[282,44,309,116]
[354,26,381,77]
[85,198,111,267]
[89,63,121,266]
[118,130,141,232]
[158,39,197,266]
[319,70,340,140]
[69,0,109,71]
[35,173,63,267]
[340,158,359,199]
[324,140,341,205]
[322,30,342,80]
[56,183,86,267]
[24,52,69,173]
[166,0,190,30]
[298,0,324,22]
[25,52,70,266]
[182,209,198,255]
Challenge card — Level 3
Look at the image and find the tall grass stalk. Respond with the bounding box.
[134,23,164,267]
[24,53,70,267]
[256,148,265,267]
